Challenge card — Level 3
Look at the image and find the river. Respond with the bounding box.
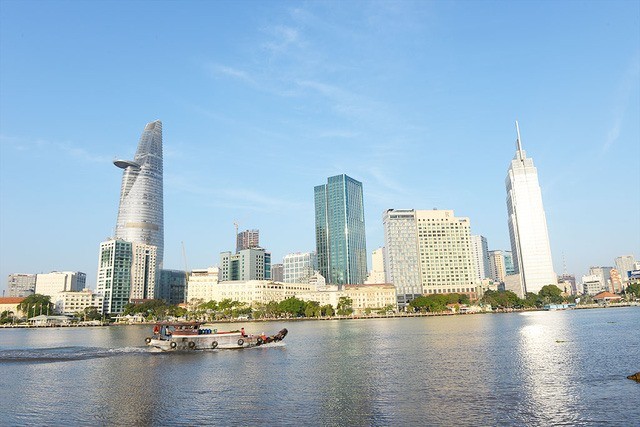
[1,307,638,426]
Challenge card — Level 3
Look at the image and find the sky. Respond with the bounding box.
[1,0,639,294]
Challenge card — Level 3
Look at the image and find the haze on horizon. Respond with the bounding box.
[1,0,638,292]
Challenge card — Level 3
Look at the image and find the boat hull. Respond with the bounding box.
[145,327,288,352]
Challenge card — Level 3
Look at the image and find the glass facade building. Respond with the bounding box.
[114,120,164,267]
[506,122,556,294]
[314,174,367,285]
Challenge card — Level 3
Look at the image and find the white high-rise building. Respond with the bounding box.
[129,243,157,300]
[96,239,157,314]
[488,250,507,282]
[505,122,556,294]
[35,271,86,299]
[470,235,490,281]
[383,209,422,306]
[283,252,317,283]
[384,209,477,305]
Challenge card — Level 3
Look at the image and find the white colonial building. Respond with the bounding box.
[54,289,104,315]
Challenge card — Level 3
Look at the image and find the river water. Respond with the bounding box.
[1,307,638,426]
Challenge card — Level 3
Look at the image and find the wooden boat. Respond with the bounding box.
[145,322,288,351]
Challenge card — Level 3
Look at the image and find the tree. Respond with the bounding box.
[0,310,15,324]
[336,296,353,316]
[18,294,53,318]
[538,285,563,304]
[304,301,321,318]
[278,297,306,317]
[320,304,334,317]
[522,292,541,308]
[626,283,640,298]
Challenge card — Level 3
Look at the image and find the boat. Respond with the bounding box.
[144,322,288,351]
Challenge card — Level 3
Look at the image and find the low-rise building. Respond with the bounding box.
[345,284,397,314]
[53,289,104,315]
[582,274,606,296]
[0,297,25,317]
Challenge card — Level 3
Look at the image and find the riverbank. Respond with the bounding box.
[1,301,636,328]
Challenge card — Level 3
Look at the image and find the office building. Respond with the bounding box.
[383,209,421,305]
[283,252,317,284]
[97,239,133,314]
[7,274,36,297]
[236,229,259,253]
[271,264,284,282]
[582,274,606,296]
[219,248,271,282]
[504,251,515,275]
[506,122,556,294]
[488,251,507,283]
[315,174,367,285]
[384,209,477,304]
[156,269,187,305]
[470,235,490,281]
[615,255,636,283]
[96,239,157,314]
[129,244,157,300]
[114,120,164,267]
[35,271,86,299]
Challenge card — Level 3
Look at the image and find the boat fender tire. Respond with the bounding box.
[211,341,218,349]
[188,341,196,349]
[170,342,177,349]
[145,337,152,344]
[237,339,244,346]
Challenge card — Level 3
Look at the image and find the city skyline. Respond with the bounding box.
[1,1,638,293]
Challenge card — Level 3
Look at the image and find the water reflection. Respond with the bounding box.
[1,309,639,426]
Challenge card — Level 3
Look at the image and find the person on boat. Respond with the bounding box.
[241,327,245,337]
[153,324,160,335]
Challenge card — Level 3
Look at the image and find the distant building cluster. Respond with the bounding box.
[6,120,638,317]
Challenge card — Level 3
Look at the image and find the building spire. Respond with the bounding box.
[515,120,524,160]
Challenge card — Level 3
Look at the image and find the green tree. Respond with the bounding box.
[538,285,563,304]
[278,297,306,317]
[0,310,15,324]
[626,283,640,298]
[522,292,541,308]
[304,300,321,318]
[320,304,334,317]
[336,296,353,316]
[18,294,53,318]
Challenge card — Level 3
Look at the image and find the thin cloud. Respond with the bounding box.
[207,63,256,85]
[0,135,109,163]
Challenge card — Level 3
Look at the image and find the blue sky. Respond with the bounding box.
[1,0,638,293]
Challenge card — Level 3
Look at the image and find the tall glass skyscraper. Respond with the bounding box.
[114,120,164,267]
[315,174,367,285]
[506,122,556,294]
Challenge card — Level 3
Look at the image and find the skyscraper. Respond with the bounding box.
[315,174,367,285]
[114,120,164,267]
[383,209,477,304]
[383,209,421,305]
[470,235,490,281]
[506,122,556,294]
